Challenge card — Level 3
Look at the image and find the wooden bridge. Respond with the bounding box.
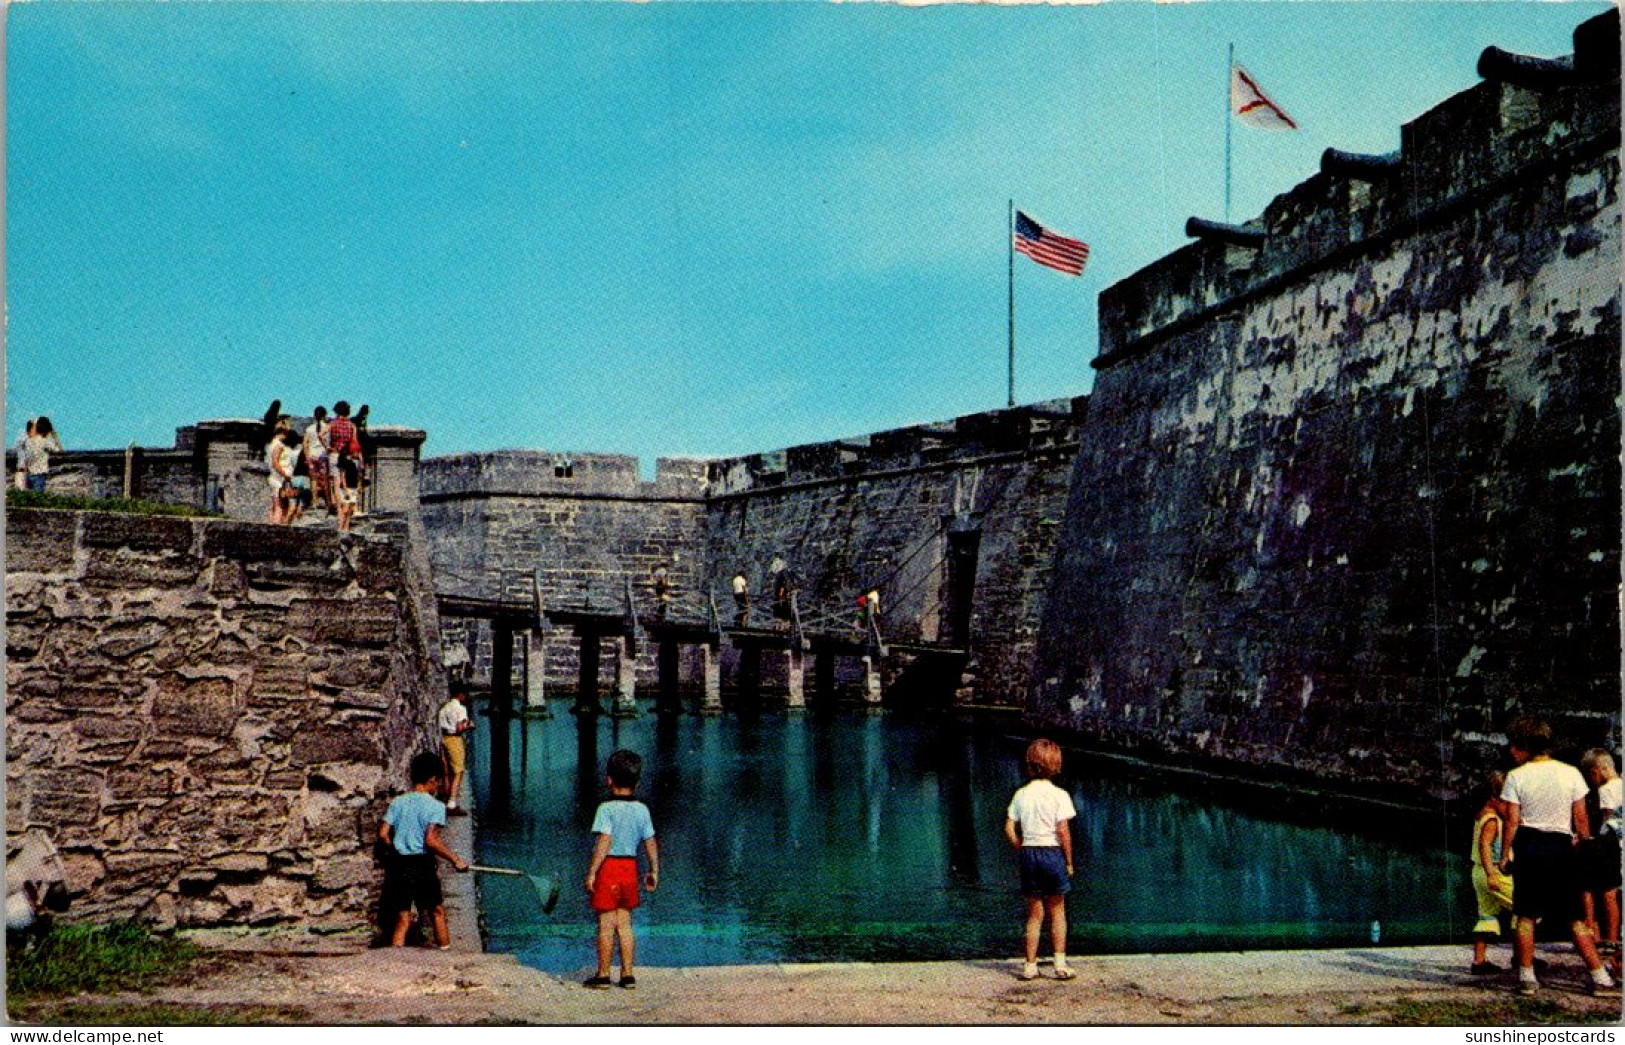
[434,577,965,717]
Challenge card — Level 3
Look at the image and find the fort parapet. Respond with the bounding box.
[1035,10,1621,801]
[12,419,427,520]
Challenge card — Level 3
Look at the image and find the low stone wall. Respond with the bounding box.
[5,509,446,930]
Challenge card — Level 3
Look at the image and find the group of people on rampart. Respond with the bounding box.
[264,400,369,531]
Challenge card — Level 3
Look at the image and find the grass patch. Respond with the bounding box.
[1381,995,1613,1026]
[11,1001,313,1027]
[6,488,221,518]
[7,923,205,1002]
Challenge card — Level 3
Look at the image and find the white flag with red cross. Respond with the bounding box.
[1231,63,1298,130]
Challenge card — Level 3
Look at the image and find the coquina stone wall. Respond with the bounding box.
[5,509,447,929]
[700,400,1084,706]
[419,453,708,691]
[1031,19,1621,802]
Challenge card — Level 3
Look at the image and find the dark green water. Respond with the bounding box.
[470,706,1466,974]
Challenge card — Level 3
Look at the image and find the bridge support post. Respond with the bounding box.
[575,631,600,715]
[700,643,722,714]
[861,653,882,706]
[612,636,638,717]
[815,650,835,707]
[737,642,762,705]
[782,649,806,710]
[525,629,547,714]
[657,640,680,712]
[490,625,514,791]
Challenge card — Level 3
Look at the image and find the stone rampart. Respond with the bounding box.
[419,453,707,689]
[5,509,447,929]
[10,419,427,521]
[1033,16,1620,801]
[701,399,1084,705]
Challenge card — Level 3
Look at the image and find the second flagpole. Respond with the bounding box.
[1225,42,1234,223]
[1007,199,1015,409]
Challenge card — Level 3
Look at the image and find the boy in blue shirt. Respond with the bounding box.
[583,749,660,988]
[380,751,470,949]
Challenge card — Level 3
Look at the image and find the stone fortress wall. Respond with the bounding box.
[417,452,708,694]
[417,13,1621,796]
[1031,12,1621,801]
[5,509,447,929]
[418,401,1083,708]
[698,400,1084,705]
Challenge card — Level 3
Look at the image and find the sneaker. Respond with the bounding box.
[1471,962,1503,976]
[1515,980,1539,997]
[619,976,637,989]
[1590,979,1620,998]
[1018,963,1039,981]
[583,975,612,989]
[447,807,470,817]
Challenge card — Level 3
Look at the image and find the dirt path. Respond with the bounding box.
[15,941,1622,1025]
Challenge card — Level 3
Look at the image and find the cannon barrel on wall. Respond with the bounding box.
[1476,48,1580,90]
[1184,216,1266,250]
[1321,148,1402,182]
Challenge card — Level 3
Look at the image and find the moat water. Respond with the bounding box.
[469,705,1466,974]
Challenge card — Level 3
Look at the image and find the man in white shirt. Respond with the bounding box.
[438,691,473,817]
[1498,716,1617,997]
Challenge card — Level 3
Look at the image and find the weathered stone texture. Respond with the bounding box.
[1033,58,1621,800]
[420,454,708,690]
[699,403,1084,705]
[5,508,446,929]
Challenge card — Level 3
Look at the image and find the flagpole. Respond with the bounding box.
[1007,199,1015,409]
[1225,42,1234,223]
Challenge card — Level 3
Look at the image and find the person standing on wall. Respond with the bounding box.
[22,417,62,494]
[439,690,474,818]
[326,401,362,520]
[651,565,671,620]
[13,419,35,491]
[303,406,333,515]
[731,571,750,628]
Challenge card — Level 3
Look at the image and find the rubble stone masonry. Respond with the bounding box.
[1032,44,1621,801]
[5,509,446,928]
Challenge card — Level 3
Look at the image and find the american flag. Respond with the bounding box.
[1013,211,1089,276]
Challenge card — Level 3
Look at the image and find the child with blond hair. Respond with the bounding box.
[1470,770,1515,974]
[1004,738,1076,981]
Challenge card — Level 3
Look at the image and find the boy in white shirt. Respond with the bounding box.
[1498,716,1618,997]
[1580,748,1621,962]
[1004,738,1077,982]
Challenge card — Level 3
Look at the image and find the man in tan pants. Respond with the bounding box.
[439,690,473,817]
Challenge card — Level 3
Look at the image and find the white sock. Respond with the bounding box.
[1519,966,1539,984]
[447,801,458,809]
[1592,966,1615,987]
[1054,953,1069,970]
[1022,962,1038,978]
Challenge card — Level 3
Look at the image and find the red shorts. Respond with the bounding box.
[591,857,640,912]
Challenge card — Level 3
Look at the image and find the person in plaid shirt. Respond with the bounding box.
[327,401,362,513]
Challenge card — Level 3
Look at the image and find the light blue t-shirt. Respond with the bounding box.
[591,799,655,857]
[386,790,447,856]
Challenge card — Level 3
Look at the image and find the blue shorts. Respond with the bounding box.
[1019,847,1070,898]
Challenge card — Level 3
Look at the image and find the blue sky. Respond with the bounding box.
[6,1,1606,464]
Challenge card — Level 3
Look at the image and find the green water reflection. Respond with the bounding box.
[470,707,1464,973]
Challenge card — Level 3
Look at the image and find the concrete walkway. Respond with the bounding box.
[92,939,1621,1025]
